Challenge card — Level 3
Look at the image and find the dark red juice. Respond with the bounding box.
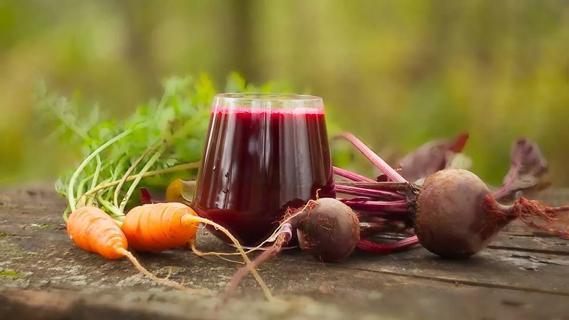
[193,107,335,245]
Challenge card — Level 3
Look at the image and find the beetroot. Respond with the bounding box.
[225,134,568,300]
[415,169,504,258]
[335,133,569,258]
[225,198,360,299]
[295,198,360,262]
[416,168,569,258]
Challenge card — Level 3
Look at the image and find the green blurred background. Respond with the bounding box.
[1,0,568,186]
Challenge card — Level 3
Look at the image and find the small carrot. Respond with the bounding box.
[68,136,271,299]
[64,132,189,289]
[121,202,274,300]
[67,206,127,259]
[121,202,199,252]
[66,206,185,289]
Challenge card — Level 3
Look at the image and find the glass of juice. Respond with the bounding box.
[193,93,335,246]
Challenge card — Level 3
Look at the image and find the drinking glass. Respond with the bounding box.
[193,93,335,245]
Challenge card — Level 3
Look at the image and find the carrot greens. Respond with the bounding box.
[40,73,291,214]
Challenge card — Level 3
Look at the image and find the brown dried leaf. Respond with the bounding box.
[494,138,550,201]
[397,133,469,182]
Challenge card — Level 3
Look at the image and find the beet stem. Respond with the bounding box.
[358,212,413,221]
[342,199,409,212]
[359,221,409,238]
[357,235,419,253]
[336,196,373,201]
[333,166,376,182]
[337,181,411,192]
[336,133,407,183]
[335,184,405,200]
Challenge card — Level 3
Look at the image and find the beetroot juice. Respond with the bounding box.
[193,94,334,245]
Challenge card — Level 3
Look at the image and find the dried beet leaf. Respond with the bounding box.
[493,138,550,201]
[397,133,469,182]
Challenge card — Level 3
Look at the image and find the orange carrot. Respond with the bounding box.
[65,134,270,298]
[66,206,185,289]
[121,202,274,300]
[67,206,127,259]
[121,202,199,252]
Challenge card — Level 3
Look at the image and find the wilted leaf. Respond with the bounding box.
[397,133,469,182]
[493,138,550,201]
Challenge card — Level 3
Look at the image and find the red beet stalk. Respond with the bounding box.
[333,133,418,253]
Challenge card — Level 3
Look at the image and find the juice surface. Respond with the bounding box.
[193,107,335,245]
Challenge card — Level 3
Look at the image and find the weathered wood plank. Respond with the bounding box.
[489,232,569,256]
[1,186,569,320]
[3,271,569,320]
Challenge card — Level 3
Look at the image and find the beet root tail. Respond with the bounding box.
[511,198,569,239]
[223,232,289,302]
[486,194,569,239]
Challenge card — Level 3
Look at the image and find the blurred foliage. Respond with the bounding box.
[1,0,568,186]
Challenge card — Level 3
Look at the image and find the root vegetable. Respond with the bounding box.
[335,133,569,258]
[415,169,496,258]
[415,169,569,258]
[67,206,128,260]
[225,198,360,299]
[121,202,199,252]
[122,202,274,300]
[63,131,272,299]
[414,169,492,257]
[66,206,185,289]
[295,198,360,262]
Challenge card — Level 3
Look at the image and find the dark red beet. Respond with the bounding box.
[415,169,569,258]
[415,169,504,258]
[225,198,360,300]
[296,198,360,262]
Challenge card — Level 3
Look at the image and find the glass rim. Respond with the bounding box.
[214,93,323,103]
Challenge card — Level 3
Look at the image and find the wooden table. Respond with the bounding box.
[1,185,568,320]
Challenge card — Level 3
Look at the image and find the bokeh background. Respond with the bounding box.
[1,0,568,186]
